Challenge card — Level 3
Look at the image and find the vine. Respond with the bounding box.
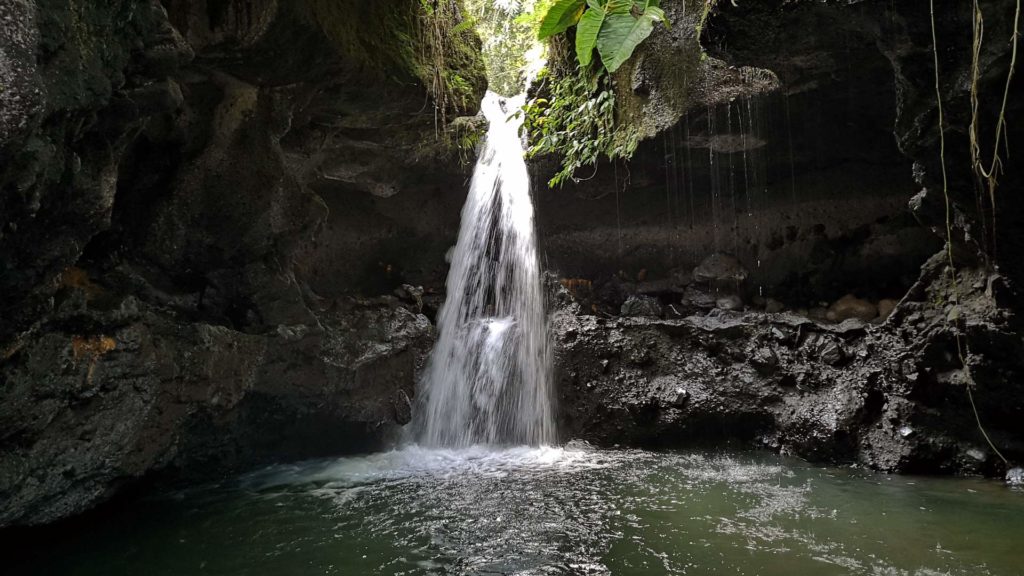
[929,0,1014,467]
[417,0,484,131]
[967,0,1021,259]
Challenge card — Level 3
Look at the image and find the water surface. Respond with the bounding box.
[11,445,1024,575]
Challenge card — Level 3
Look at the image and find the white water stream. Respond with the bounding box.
[413,91,555,447]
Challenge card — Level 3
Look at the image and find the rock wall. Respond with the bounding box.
[537,0,1024,475]
[552,254,1024,474]
[0,0,484,526]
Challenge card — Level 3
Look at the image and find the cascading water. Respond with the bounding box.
[413,91,555,448]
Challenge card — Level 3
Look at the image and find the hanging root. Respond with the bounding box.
[930,0,1011,467]
[968,0,1021,258]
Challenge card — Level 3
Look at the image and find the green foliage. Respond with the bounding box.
[537,0,668,72]
[574,2,605,66]
[521,68,639,187]
[596,0,667,72]
[694,0,720,37]
[538,0,587,39]
[526,0,669,187]
[448,115,486,166]
[414,0,487,125]
[464,0,550,96]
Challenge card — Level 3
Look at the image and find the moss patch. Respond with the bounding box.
[302,0,486,118]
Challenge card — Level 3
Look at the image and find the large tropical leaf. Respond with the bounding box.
[537,0,587,40]
[574,1,606,66]
[595,0,668,72]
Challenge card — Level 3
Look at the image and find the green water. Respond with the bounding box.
[9,444,1024,575]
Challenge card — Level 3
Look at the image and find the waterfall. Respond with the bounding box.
[413,91,555,448]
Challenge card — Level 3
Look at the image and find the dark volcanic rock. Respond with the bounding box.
[0,292,432,526]
[554,254,1024,475]
[0,0,483,527]
[533,0,1024,478]
[621,295,663,318]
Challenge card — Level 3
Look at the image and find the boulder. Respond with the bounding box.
[681,286,716,309]
[877,298,898,321]
[692,253,749,284]
[808,307,829,322]
[621,295,663,318]
[716,294,744,311]
[826,294,877,323]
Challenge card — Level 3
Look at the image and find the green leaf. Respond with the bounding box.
[575,3,606,66]
[646,5,668,27]
[605,0,634,14]
[596,0,668,72]
[538,0,587,40]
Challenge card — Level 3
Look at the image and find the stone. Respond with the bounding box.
[898,426,915,438]
[681,286,716,309]
[966,448,987,462]
[808,307,829,322]
[716,294,743,311]
[668,267,693,288]
[877,298,898,321]
[692,253,749,284]
[400,284,424,312]
[826,294,878,323]
[819,342,845,366]
[620,295,663,318]
[765,298,785,313]
[672,387,690,406]
[393,390,413,425]
[750,347,778,373]
[1007,467,1024,486]
[636,279,682,295]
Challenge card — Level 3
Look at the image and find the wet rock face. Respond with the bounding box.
[552,259,1024,475]
[535,0,1024,476]
[0,294,432,526]
[0,0,194,351]
[0,0,483,527]
[704,0,1024,296]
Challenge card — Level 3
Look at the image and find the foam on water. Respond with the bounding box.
[244,442,605,491]
[15,446,1024,576]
